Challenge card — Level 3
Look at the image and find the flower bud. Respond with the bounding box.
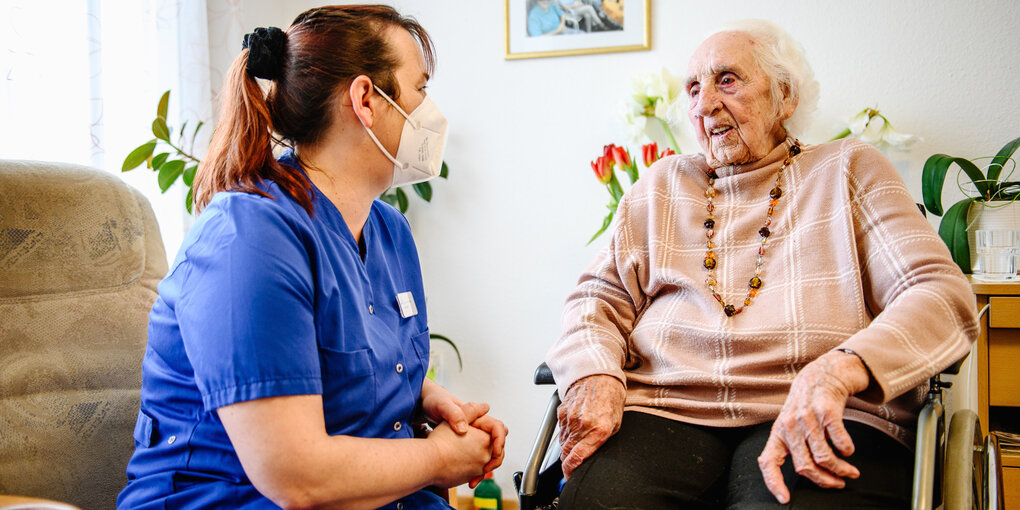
[591,156,613,184]
[642,142,659,167]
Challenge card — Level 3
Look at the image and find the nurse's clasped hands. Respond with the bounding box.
[420,379,508,488]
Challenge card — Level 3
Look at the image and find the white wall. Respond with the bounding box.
[206,0,1020,494]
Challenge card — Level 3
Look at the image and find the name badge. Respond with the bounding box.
[396,291,418,319]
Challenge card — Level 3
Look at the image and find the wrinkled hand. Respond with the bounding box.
[758,351,871,504]
[557,374,626,478]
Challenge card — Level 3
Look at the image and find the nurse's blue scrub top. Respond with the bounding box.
[118,151,450,509]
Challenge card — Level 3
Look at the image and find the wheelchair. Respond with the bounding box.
[514,357,1005,510]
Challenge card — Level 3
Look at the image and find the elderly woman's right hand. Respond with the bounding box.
[557,374,626,477]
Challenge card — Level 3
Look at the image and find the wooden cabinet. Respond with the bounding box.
[972,279,1020,508]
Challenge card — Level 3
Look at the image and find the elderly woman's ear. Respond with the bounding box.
[778,84,798,122]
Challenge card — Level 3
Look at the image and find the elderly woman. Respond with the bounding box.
[546,20,978,509]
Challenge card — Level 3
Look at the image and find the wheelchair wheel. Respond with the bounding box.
[943,410,982,510]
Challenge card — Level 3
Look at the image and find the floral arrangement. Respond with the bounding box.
[586,70,918,244]
[587,68,683,244]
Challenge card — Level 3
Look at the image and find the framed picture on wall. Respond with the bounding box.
[505,0,650,60]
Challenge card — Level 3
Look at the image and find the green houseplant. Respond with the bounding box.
[921,136,1020,272]
[123,90,463,373]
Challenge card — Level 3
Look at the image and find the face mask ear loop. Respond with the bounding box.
[360,121,408,170]
[355,87,409,170]
[373,85,420,129]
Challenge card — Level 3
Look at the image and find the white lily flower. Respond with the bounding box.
[859,114,885,145]
[840,107,918,151]
[878,121,918,149]
[847,108,873,136]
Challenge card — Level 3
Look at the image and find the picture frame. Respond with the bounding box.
[505,0,650,60]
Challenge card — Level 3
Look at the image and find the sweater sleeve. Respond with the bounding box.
[545,180,653,398]
[838,140,979,404]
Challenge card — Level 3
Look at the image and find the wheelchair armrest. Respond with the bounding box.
[534,362,556,385]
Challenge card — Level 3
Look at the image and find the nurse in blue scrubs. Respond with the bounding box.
[118,5,507,509]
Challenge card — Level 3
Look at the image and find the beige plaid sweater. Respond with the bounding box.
[547,138,979,443]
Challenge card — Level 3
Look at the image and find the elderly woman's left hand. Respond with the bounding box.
[757,350,871,504]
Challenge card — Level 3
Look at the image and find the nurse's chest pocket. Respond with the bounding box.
[319,347,377,433]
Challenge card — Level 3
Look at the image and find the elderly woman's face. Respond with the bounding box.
[685,32,793,168]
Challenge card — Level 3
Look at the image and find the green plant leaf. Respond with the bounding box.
[151,152,170,170]
[412,181,432,202]
[157,160,185,192]
[185,187,194,214]
[152,117,170,141]
[395,187,409,213]
[156,90,170,121]
[192,121,205,142]
[440,161,449,179]
[379,191,398,208]
[428,333,463,371]
[182,164,197,187]
[922,154,989,214]
[921,154,951,216]
[122,141,157,172]
[179,120,189,139]
[987,136,1020,185]
[587,211,614,245]
[937,198,974,273]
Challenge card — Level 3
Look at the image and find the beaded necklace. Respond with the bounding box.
[703,139,802,317]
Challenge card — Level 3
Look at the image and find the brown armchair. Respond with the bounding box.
[0,160,167,509]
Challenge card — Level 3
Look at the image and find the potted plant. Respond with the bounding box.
[921,136,1020,272]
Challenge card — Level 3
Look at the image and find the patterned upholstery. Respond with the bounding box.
[0,160,166,509]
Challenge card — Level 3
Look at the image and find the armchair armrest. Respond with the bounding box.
[0,495,80,510]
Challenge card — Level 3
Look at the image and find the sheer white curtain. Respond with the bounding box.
[1,0,212,262]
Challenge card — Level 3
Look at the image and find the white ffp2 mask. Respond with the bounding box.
[360,85,448,188]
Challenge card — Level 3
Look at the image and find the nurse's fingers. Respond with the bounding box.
[459,402,490,423]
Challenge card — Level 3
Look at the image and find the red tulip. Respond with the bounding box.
[591,156,613,184]
[611,145,631,168]
[602,144,616,161]
[642,142,659,166]
[661,147,676,158]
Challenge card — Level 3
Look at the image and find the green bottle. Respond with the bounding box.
[472,472,502,510]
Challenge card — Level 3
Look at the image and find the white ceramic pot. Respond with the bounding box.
[966,200,1020,272]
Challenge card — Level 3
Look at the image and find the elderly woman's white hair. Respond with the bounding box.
[710,19,820,137]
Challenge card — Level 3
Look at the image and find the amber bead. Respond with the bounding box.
[749,276,762,289]
[706,275,717,287]
[707,203,715,212]
[769,199,779,207]
[790,144,801,156]
[748,288,759,297]
[704,256,716,269]
[712,292,723,303]
[724,305,736,316]
[744,297,753,306]
[707,241,714,249]
[706,188,716,198]
[770,187,782,200]
[759,226,771,238]
[706,229,715,239]
[707,169,718,179]
[704,219,715,229]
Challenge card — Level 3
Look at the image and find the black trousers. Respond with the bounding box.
[558,411,912,509]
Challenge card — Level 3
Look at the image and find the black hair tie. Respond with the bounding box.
[242,27,286,81]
